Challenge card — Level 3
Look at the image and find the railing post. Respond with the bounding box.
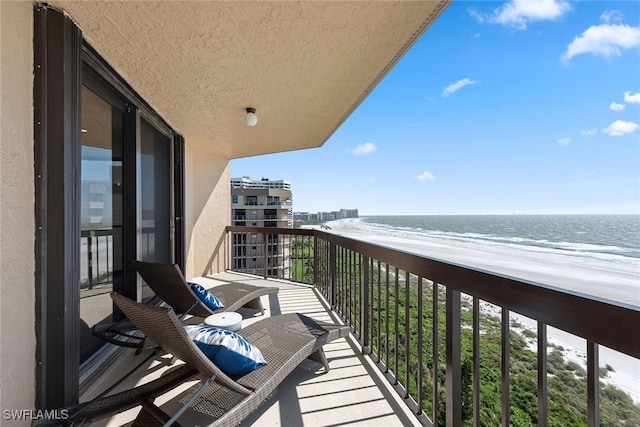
[329,242,337,308]
[446,287,461,427]
[263,232,268,279]
[362,256,370,353]
[96,235,101,284]
[473,297,481,427]
[587,341,600,427]
[537,321,548,427]
[313,234,319,287]
[87,232,94,290]
[225,230,229,271]
[502,309,510,427]
[433,282,439,422]
[417,277,424,413]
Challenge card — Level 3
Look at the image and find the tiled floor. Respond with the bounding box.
[86,272,419,427]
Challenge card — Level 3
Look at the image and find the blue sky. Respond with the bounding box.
[232,0,640,216]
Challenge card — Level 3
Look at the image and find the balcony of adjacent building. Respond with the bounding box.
[232,200,293,208]
[79,225,640,427]
[233,214,291,222]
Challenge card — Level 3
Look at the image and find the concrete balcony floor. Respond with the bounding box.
[86,271,419,427]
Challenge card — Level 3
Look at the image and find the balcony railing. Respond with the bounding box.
[232,201,292,207]
[233,215,290,221]
[226,226,640,426]
[80,227,157,290]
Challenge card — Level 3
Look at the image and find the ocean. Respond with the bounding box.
[328,214,640,403]
[357,214,640,267]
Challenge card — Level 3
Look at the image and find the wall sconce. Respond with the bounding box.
[245,107,258,127]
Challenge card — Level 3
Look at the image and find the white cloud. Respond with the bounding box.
[601,10,624,24]
[563,23,640,61]
[415,171,436,182]
[557,137,571,145]
[471,0,571,30]
[581,128,597,136]
[602,120,639,136]
[624,91,640,104]
[610,102,626,111]
[349,142,377,156]
[442,78,478,97]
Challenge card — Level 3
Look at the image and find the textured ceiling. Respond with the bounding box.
[51,1,449,159]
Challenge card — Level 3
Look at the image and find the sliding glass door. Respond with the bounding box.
[79,84,176,363]
[79,85,125,363]
[139,118,173,302]
[34,6,185,407]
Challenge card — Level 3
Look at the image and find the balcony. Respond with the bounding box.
[87,226,639,426]
[232,201,293,208]
[233,215,291,221]
[224,226,640,426]
[86,271,416,426]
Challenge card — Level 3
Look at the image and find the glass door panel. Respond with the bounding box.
[139,118,172,301]
[79,85,124,363]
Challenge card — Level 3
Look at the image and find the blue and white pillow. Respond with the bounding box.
[184,325,266,376]
[189,282,224,311]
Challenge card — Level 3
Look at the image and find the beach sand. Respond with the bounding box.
[311,218,640,403]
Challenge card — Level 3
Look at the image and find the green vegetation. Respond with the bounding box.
[290,236,315,283]
[288,240,640,425]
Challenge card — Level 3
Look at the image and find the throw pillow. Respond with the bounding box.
[189,282,224,311]
[184,325,266,376]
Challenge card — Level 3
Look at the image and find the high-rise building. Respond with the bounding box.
[231,177,292,277]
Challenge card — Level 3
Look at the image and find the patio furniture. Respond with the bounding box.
[93,261,279,348]
[204,312,243,332]
[132,260,278,317]
[111,292,350,426]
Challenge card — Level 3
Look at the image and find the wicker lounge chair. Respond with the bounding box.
[94,261,279,348]
[115,292,349,426]
[133,260,279,317]
[34,293,348,426]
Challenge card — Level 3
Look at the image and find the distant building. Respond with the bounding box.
[230,177,292,277]
[294,208,358,224]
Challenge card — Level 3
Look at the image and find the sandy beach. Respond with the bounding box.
[310,218,640,403]
[323,218,640,307]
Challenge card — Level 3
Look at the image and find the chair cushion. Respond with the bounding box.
[184,325,266,376]
[189,283,224,311]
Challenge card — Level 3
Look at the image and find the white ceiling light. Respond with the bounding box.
[245,107,258,127]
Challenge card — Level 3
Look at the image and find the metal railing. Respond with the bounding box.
[226,226,640,426]
[233,215,290,221]
[232,201,292,207]
[81,229,114,290]
[80,226,157,290]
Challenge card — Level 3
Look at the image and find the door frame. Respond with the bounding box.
[34,4,185,409]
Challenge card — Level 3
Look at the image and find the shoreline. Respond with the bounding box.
[305,218,640,404]
[320,218,640,307]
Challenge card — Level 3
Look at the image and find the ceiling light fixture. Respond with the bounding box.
[245,107,258,127]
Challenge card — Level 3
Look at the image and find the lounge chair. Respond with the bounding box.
[133,260,279,318]
[87,293,349,426]
[34,292,349,426]
[93,261,279,348]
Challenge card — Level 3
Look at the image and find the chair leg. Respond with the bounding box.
[308,347,330,373]
[243,298,265,315]
[161,377,213,426]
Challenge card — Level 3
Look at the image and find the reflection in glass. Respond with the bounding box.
[139,118,172,302]
[79,85,124,363]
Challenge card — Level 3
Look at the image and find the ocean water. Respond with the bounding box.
[358,214,640,267]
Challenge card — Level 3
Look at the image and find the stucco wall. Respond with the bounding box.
[184,145,230,280]
[0,0,36,418]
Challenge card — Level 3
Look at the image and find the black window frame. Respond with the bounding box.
[34,4,185,410]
